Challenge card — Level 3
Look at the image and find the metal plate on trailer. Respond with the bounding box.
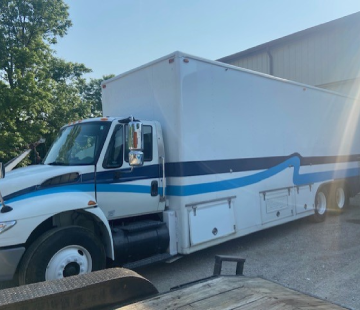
[120,276,347,310]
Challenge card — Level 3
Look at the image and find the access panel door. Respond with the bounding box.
[260,188,295,224]
[295,185,315,214]
[188,197,236,246]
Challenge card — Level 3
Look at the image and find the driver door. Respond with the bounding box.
[95,123,161,219]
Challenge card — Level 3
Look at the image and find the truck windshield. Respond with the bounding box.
[43,122,111,166]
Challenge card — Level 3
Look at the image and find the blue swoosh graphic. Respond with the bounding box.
[166,156,360,196]
[3,155,359,203]
[5,184,95,204]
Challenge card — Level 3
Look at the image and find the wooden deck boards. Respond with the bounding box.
[119,276,346,310]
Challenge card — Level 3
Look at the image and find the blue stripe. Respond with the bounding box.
[4,154,360,203]
[165,153,360,177]
[97,184,150,194]
[6,184,95,204]
[166,156,360,196]
[4,183,155,205]
[95,165,160,183]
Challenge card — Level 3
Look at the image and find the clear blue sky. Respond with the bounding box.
[55,0,360,79]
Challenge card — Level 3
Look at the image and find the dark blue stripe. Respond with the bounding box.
[4,154,360,201]
[166,155,360,196]
[4,186,38,201]
[95,164,160,183]
[5,184,95,204]
[165,153,360,177]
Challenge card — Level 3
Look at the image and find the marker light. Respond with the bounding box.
[0,220,16,234]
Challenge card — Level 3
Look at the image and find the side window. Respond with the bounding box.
[125,125,153,162]
[103,125,123,168]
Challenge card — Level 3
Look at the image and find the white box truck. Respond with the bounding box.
[0,51,359,285]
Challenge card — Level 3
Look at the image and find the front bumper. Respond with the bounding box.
[0,247,25,281]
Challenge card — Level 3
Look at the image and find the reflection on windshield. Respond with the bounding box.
[43,122,111,166]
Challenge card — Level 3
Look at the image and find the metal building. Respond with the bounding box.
[218,12,360,98]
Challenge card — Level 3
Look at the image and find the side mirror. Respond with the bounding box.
[127,121,144,167]
[0,163,5,179]
[129,151,144,167]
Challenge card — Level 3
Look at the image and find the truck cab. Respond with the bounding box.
[0,117,170,285]
[42,117,166,219]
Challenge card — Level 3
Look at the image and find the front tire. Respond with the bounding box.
[18,226,106,285]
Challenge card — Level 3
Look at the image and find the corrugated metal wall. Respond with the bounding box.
[220,14,360,98]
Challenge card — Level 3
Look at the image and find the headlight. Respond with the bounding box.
[0,220,16,234]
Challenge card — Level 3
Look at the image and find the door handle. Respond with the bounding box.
[151,181,158,196]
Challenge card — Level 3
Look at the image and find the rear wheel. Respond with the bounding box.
[311,189,327,222]
[18,226,106,285]
[332,185,348,213]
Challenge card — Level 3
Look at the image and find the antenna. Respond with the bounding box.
[0,163,12,213]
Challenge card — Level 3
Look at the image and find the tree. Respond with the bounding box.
[81,74,115,117]
[0,0,96,164]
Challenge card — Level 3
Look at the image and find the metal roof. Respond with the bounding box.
[217,11,360,63]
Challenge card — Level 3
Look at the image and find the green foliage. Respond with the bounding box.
[0,0,112,165]
[80,74,115,117]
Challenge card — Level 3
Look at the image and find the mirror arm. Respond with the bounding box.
[121,167,134,174]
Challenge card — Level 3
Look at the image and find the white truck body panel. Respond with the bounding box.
[0,165,96,245]
[102,51,360,254]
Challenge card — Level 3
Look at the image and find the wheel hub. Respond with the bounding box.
[45,245,92,281]
[63,262,81,277]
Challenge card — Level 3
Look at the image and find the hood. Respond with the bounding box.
[0,164,95,200]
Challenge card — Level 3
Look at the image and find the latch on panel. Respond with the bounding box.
[192,206,197,216]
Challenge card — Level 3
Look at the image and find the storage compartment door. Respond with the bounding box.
[188,197,236,246]
[295,185,314,214]
[260,188,294,224]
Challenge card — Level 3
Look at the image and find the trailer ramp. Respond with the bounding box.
[0,268,157,310]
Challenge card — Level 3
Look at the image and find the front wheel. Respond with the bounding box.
[311,189,327,222]
[18,226,106,285]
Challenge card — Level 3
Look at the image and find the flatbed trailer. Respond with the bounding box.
[121,276,346,310]
[121,256,346,310]
[0,256,348,310]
